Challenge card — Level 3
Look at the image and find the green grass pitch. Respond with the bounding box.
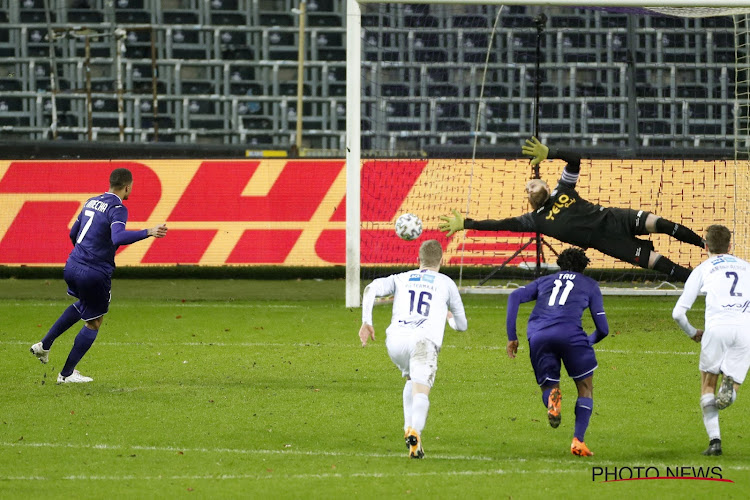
[1,279,748,498]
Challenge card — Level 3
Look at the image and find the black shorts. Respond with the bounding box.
[589,208,654,268]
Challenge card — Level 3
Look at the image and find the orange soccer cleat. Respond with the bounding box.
[571,437,593,457]
[404,427,424,459]
[547,387,562,428]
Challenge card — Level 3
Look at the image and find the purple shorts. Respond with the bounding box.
[528,330,598,387]
[64,262,111,321]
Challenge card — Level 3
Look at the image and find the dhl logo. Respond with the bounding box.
[0,158,732,267]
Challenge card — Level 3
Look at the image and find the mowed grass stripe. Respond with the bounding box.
[0,339,699,355]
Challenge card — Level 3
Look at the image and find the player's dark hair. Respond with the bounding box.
[109,168,133,190]
[556,247,590,273]
[705,224,731,254]
[419,239,443,268]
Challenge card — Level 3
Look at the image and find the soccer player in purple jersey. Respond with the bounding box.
[439,137,705,282]
[30,168,168,383]
[505,248,609,456]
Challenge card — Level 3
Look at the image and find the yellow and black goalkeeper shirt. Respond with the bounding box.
[464,148,610,248]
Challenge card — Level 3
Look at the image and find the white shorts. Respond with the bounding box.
[386,335,439,387]
[700,325,750,384]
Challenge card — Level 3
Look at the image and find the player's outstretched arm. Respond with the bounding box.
[438,209,464,237]
[521,137,549,166]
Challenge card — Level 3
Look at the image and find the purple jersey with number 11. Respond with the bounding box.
[507,271,607,342]
[68,192,144,276]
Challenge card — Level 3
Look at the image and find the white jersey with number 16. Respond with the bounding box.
[361,269,467,349]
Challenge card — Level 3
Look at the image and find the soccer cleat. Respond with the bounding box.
[716,375,736,410]
[30,342,50,364]
[547,387,562,428]
[571,437,593,457]
[57,370,93,384]
[404,427,424,459]
[702,439,722,456]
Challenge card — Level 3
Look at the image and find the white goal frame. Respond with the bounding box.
[345,0,750,307]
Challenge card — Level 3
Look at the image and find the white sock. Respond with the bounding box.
[700,393,721,441]
[402,380,413,431]
[411,393,430,435]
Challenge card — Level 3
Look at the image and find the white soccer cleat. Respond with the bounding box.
[716,375,736,410]
[30,342,50,364]
[57,370,93,384]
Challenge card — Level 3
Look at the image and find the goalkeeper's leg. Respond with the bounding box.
[645,214,704,248]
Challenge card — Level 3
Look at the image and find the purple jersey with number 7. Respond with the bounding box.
[67,192,147,276]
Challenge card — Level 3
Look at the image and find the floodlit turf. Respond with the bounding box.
[1,279,748,498]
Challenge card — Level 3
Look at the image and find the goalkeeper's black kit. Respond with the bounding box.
[463,148,703,281]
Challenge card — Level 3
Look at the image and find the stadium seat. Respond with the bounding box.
[386,102,411,117]
[405,15,439,28]
[317,48,345,61]
[587,122,621,134]
[308,13,342,27]
[0,116,30,127]
[182,81,216,95]
[414,49,448,63]
[382,84,409,97]
[0,78,21,91]
[20,9,51,22]
[436,119,470,132]
[501,16,535,28]
[601,15,627,28]
[0,96,22,111]
[551,16,585,28]
[427,84,459,97]
[162,11,200,24]
[0,10,8,22]
[115,10,151,23]
[230,82,263,96]
[452,15,488,28]
[67,9,104,23]
[639,120,671,134]
[436,102,460,118]
[212,12,246,25]
[388,120,422,132]
[242,117,273,130]
[259,13,294,26]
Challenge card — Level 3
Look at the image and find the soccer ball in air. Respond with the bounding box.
[395,213,423,241]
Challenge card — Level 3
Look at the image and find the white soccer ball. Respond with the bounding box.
[395,213,423,241]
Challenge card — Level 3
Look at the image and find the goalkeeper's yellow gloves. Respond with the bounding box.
[521,137,549,166]
[438,209,465,237]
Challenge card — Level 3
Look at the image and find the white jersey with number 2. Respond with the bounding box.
[675,254,750,331]
[362,268,467,349]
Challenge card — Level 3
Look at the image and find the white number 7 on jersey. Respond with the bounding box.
[548,279,575,306]
[76,209,96,244]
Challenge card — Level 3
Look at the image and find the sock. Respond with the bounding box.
[542,388,552,408]
[60,326,98,377]
[700,393,721,441]
[402,380,413,431]
[41,303,81,350]
[411,393,430,435]
[654,218,704,247]
[574,397,594,442]
[652,255,691,282]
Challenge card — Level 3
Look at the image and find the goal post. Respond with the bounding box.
[346,1,750,307]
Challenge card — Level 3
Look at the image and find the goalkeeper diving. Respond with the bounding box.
[439,138,704,282]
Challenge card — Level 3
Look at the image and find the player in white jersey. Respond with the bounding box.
[359,239,468,459]
[672,224,750,456]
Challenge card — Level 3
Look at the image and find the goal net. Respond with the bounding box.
[346,0,750,305]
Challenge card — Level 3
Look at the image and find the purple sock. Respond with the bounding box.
[542,388,552,408]
[574,397,594,441]
[60,326,98,377]
[42,302,81,350]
